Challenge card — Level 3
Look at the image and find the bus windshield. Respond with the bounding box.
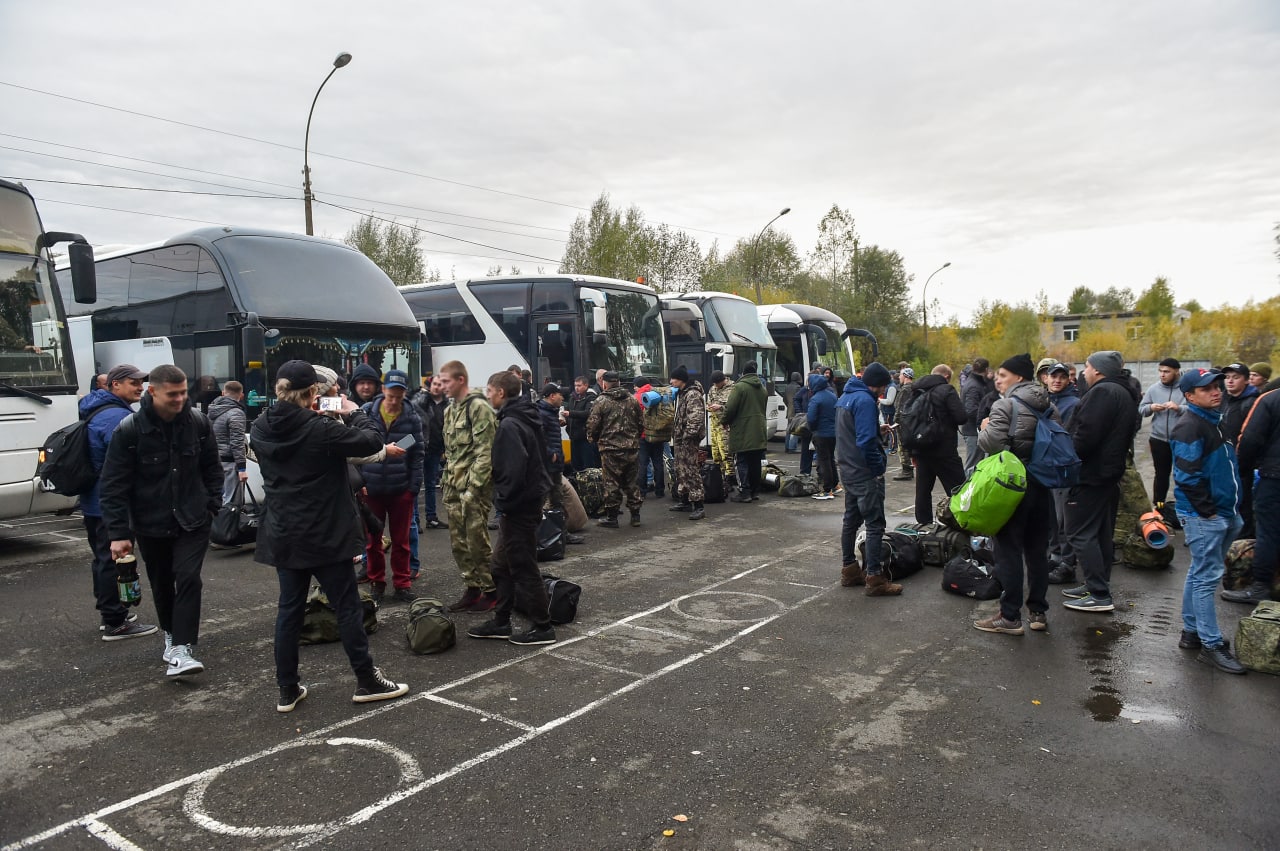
[256,324,420,404]
[587,287,665,378]
[0,256,76,389]
[703,297,772,346]
[809,322,854,379]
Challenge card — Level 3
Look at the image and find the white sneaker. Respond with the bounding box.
[162,632,175,663]
[166,644,204,677]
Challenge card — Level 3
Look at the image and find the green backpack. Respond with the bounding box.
[405,597,456,654]
[299,584,379,645]
[948,450,1027,536]
[643,386,676,443]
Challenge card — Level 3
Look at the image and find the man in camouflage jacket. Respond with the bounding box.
[586,371,644,527]
[439,360,498,612]
[668,365,707,520]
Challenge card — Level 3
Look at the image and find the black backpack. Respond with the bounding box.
[37,406,113,496]
[897,386,947,451]
[941,554,1002,599]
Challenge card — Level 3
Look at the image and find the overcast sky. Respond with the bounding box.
[4,1,1278,321]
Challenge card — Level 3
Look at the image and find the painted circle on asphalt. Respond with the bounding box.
[670,591,786,623]
[183,737,423,838]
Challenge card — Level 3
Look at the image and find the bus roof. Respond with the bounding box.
[660,290,755,306]
[758,303,848,327]
[401,273,657,296]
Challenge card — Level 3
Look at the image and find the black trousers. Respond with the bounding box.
[813,436,837,492]
[913,447,966,524]
[492,508,551,628]
[1149,438,1174,506]
[1065,481,1120,599]
[275,559,374,689]
[83,515,128,627]
[734,449,766,497]
[993,481,1054,621]
[136,527,209,646]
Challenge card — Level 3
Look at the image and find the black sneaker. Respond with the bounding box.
[1197,644,1246,674]
[101,620,159,642]
[1028,612,1048,632]
[1046,564,1077,585]
[1178,630,1202,650]
[566,533,585,545]
[424,518,447,529]
[669,502,692,512]
[892,471,914,481]
[727,492,752,503]
[390,588,418,604]
[277,684,308,713]
[598,515,619,528]
[467,619,513,640]
[353,667,409,703]
[100,612,139,631]
[1221,582,1271,605]
[509,625,557,646]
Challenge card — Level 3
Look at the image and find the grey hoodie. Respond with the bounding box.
[1138,381,1185,442]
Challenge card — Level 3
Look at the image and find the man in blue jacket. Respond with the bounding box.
[835,363,902,597]
[806,374,838,499]
[360,369,424,605]
[80,363,158,641]
[1171,368,1246,674]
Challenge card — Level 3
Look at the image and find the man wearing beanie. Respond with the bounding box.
[1249,362,1271,389]
[1138,357,1186,526]
[836,362,902,596]
[668,365,708,519]
[1062,351,1141,613]
[722,361,770,502]
[972,353,1056,634]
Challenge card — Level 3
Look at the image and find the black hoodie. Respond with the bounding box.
[492,395,551,516]
[250,402,384,570]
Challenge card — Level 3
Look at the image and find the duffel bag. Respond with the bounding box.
[516,573,582,625]
[405,597,456,654]
[536,508,567,562]
[1234,601,1280,675]
[210,481,261,547]
[569,468,606,517]
[702,462,726,504]
[1224,539,1256,590]
[948,450,1026,536]
[1119,532,1174,570]
[559,478,588,532]
[779,473,821,497]
[941,554,1002,600]
[857,530,924,581]
[299,584,379,645]
[894,523,971,567]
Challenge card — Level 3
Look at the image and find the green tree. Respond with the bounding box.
[1134,277,1175,320]
[809,205,859,291]
[560,192,647,281]
[641,223,703,292]
[1066,286,1095,314]
[343,215,426,287]
[1094,285,1136,313]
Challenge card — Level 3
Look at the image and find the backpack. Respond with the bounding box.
[1234,601,1280,674]
[405,597,457,654]
[702,462,727,503]
[537,508,567,562]
[941,554,1002,599]
[856,529,924,581]
[1010,396,1080,489]
[948,450,1027,536]
[299,585,379,645]
[897,386,948,451]
[516,573,582,625]
[894,523,971,567]
[36,405,114,496]
[642,387,675,443]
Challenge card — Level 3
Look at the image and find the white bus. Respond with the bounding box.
[758,303,879,397]
[0,179,97,520]
[402,275,667,389]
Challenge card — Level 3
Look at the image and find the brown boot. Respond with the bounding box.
[840,562,865,587]
[864,573,903,596]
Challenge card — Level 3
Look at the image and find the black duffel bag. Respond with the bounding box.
[537,508,567,562]
[941,554,1002,599]
[515,572,582,625]
[211,481,261,547]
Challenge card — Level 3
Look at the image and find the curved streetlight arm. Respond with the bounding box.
[303,54,351,236]
[921,261,951,347]
[752,207,791,305]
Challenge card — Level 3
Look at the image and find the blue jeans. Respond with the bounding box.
[409,512,420,575]
[1179,511,1243,649]
[275,559,374,689]
[841,476,887,574]
[422,451,442,521]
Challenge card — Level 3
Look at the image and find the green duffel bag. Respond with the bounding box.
[405,597,457,654]
[1120,532,1174,570]
[948,450,1027,536]
[299,584,379,645]
[779,474,821,497]
[1235,601,1280,675]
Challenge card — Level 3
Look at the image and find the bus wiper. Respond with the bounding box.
[0,381,53,405]
[728,331,755,343]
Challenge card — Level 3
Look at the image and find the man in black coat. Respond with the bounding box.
[1062,351,1142,614]
[904,364,969,524]
[961,357,993,472]
[412,375,449,529]
[1225,386,1280,604]
[564,376,599,471]
[100,364,223,679]
[468,371,556,646]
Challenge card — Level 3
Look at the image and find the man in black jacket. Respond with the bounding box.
[468,371,556,646]
[1062,351,1142,614]
[961,358,993,472]
[904,364,969,524]
[564,376,599,471]
[1225,386,1279,604]
[100,364,223,678]
[413,375,449,529]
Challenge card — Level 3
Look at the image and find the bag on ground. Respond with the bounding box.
[210,480,261,547]
[559,478,588,532]
[36,406,112,496]
[569,468,606,517]
[779,474,821,497]
[1234,601,1280,675]
[702,462,726,503]
[857,529,924,581]
[941,554,1002,600]
[894,523,971,567]
[405,597,456,654]
[299,584,378,645]
[1011,396,1081,489]
[1119,532,1175,570]
[948,451,1027,536]
[516,572,582,625]
[897,386,947,451]
[537,508,567,562]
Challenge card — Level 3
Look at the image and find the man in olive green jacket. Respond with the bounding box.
[721,361,769,501]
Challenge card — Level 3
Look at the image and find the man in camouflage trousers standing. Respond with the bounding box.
[668,365,707,520]
[587,371,644,528]
[439,360,499,613]
[706,370,735,485]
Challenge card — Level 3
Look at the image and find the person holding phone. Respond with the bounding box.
[358,369,424,604]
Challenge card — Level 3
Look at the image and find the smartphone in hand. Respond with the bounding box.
[319,396,343,411]
[395,434,417,450]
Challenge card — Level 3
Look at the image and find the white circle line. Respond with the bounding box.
[669,590,786,623]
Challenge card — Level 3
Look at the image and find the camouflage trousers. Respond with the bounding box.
[709,418,733,478]
[672,439,703,502]
[443,492,495,592]
[600,449,643,515]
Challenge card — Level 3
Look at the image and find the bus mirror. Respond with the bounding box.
[67,242,97,304]
[722,352,735,375]
[591,304,608,345]
[243,312,266,366]
[816,336,828,356]
[843,328,879,359]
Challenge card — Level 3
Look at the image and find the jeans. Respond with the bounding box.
[735,449,766,497]
[841,476,887,574]
[1065,481,1120,599]
[83,515,127,627]
[799,437,814,475]
[1250,476,1278,585]
[136,528,208,646]
[274,559,374,689]
[1179,511,1243,648]
[220,461,239,505]
[962,432,981,474]
[813,435,837,493]
[409,513,420,575]
[993,481,1054,621]
[491,507,550,628]
[1050,487,1075,564]
[913,447,965,524]
[1148,438,1173,506]
[422,451,443,521]
[637,441,667,495]
[364,490,414,591]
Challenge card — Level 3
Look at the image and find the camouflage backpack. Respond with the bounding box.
[569,468,606,518]
[642,386,676,443]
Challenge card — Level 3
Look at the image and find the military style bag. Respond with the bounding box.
[569,468,606,517]
[894,523,971,567]
[642,386,676,443]
[1234,601,1280,675]
[787,413,811,441]
[948,450,1027,536]
[299,585,379,645]
[405,597,457,654]
[856,530,924,581]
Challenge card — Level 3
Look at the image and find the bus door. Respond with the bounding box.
[533,316,575,390]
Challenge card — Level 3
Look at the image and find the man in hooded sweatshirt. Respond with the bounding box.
[973,354,1058,635]
[348,363,381,406]
[1062,351,1142,614]
[806,373,839,498]
[467,371,556,646]
[722,361,770,502]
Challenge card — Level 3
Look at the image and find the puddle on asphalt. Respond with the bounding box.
[1079,622,1135,721]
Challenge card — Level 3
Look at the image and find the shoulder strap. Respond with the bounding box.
[83,404,114,425]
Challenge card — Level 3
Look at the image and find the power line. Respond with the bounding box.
[3,177,292,201]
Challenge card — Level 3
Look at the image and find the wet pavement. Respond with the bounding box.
[0,441,1277,850]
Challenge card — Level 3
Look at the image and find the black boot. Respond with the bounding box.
[1221,581,1271,604]
[630,510,641,527]
[670,495,692,512]
[598,512,619,528]
[689,502,705,521]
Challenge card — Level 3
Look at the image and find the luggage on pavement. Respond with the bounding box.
[857,529,924,581]
[299,584,379,645]
[569,468,606,517]
[559,478,588,532]
[210,481,262,547]
[941,554,1002,600]
[405,597,457,654]
[702,462,726,503]
[536,508,567,562]
[1234,601,1280,675]
[516,573,582,625]
[894,523,971,567]
[948,451,1027,536]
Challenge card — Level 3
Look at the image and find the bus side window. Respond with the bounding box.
[471,282,529,353]
[409,289,483,345]
[128,247,197,337]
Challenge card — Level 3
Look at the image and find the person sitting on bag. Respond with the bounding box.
[972,353,1059,636]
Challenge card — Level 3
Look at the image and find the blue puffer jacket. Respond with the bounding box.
[77,389,135,517]
[835,377,886,481]
[806,375,837,438]
[359,396,425,496]
[1172,402,1241,519]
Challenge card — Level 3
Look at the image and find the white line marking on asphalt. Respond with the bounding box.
[669,591,786,624]
[2,545,819,851]
[425,695,536,732]
[784,581,825,589]
[621,622,711,645]
[545,651,643,679]
[84,820,146,850]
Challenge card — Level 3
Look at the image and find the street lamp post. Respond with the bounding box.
[303,52,353,236]
[921,261,951,347]
[751,207,791,305]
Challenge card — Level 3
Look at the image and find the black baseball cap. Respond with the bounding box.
[542,383,563,397]
[276,359,316,390]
